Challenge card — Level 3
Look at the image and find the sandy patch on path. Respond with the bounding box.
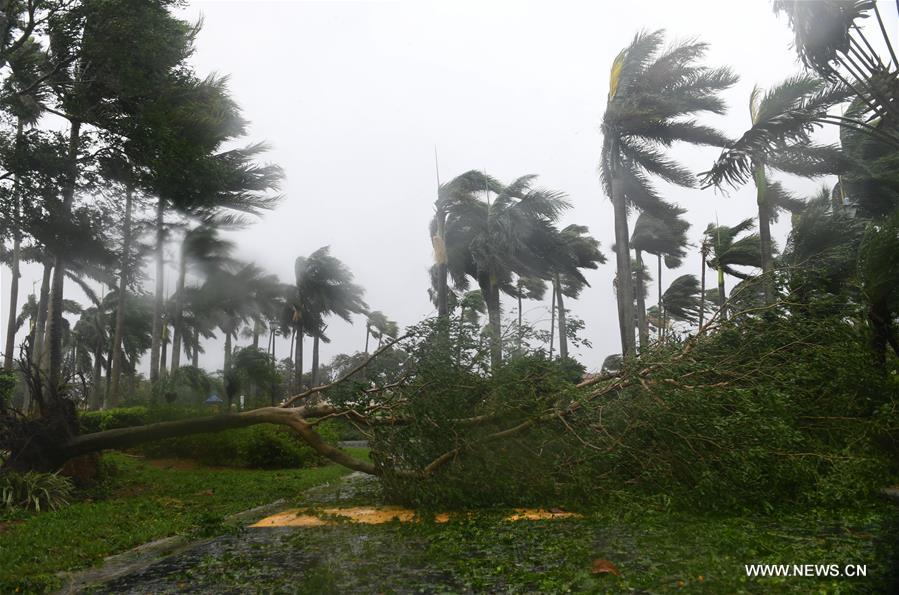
[250,506,579,527]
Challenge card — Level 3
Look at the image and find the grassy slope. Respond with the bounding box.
[0,452,362,592]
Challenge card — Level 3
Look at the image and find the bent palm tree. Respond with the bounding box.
[444,175,569,370]
[431,170,501,319]
[365,311,398,353]
[630,209,689,344]
[601,30,737,356]
[701,75,849,303]
[551,224,605,359]
[294,247,368,387]
[703,218,763,319]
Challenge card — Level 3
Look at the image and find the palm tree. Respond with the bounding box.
[702,75,848,304]
[1,37,48,371]
[661,274,702,328]
[200,262,280,406]
[444,175,569,370]
[630,209,689,345]
[703,218,763,319]
[169,223,236,373]
[431,170,501,319]
[601,30,737,356]
[294,247,368,388]
[364,311,398,353]
[551,224,604,359]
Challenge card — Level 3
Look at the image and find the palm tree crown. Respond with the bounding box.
[601,29,737,356]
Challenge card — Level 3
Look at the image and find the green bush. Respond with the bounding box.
[1,471,74,512]
[374,316,899,511]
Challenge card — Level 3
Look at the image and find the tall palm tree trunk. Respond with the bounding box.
[364,322,370,354]
[635,250,648,349]
[3,118,24,371]
[159,325,168,380]
[295,329,303,391]
[699,248,706,329]
[47,119,81,407]
[170,243,187,373]
[486,274,502,371]
[717,265,727,320]
[435,209,449,319]
[192,327,199,368]
[611,174,636,356]
[223,329,232,407]
[753,165,774,305]
[32,261,52,371]
[657,253,664,339]
[150,197,165,383]
[517,282,523,353]
[554,275,569,359]
[311,333,320,387]
[108,183,133,407]
[89,343,103,411]
[548,282,556,358]
[456,304,465,363]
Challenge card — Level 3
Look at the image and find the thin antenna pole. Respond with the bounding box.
[434,146,441,188]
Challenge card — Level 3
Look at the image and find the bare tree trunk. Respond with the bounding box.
[47,119,81,409]
[62,406,376,475]
[31,261,52,373]
[517,282,523,353]
[150,197,165,384]
[3,118,23,371]
[295,329,303,391]
[223,329,232,408]
[549,283,556,358]
[554,275,569,360]
[611,172,635,357]
[456,305,465,363]
[159,325,168,380]
[170,241,186,373]
[635,250,648,349]
[754,165,774,305]
[108,183,133,407]
[89,344,103,411]
[311,333,320,387]
[364,322,370,354]
[192,327,199,368]
[699,245,707,329]
[717,265,727,320]
[434,209,448,319]
[486,273,502,371]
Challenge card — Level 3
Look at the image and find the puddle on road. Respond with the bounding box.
[250,506,580,527]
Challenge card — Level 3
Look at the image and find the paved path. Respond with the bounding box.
[60,473,463,594]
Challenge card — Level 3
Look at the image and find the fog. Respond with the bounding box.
[5,0,888,374]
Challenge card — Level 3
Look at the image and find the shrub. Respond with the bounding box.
[373,316,899,511]
[1,471,74,512]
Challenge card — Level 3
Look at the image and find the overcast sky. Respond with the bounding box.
[3,1,896,375]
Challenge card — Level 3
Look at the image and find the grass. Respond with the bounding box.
[0,451,360,593]
[2,447,897,593]
[141,500,899,594]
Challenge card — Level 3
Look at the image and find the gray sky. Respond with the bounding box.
[4,1,894,375]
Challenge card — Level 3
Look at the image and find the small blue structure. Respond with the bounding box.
[204,394,224,406]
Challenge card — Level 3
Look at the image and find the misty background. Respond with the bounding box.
[4,0,886,374]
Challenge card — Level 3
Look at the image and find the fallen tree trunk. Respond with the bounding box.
[64,405,377,475]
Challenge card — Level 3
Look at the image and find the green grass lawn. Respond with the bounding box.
[0,451,361,593]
